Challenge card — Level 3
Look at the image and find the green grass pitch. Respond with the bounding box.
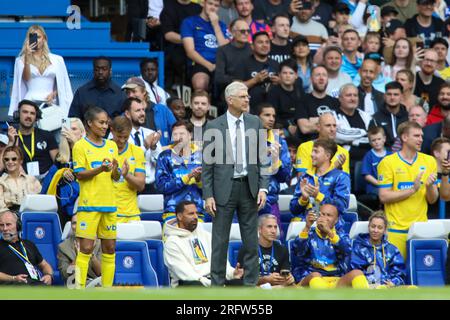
[2,286,450,300]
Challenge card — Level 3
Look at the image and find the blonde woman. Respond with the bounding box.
[0,146,41,212]
[9,25,73,117]
[395,69,429,112]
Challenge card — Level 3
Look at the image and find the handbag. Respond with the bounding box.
[37,103,64,132]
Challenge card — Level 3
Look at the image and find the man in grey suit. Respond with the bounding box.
[202,81,270,286]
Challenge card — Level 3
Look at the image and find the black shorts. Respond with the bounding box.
[191,63,213,78]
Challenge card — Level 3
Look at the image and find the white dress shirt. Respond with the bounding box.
[226,111,247,178]
[141,76,170,105]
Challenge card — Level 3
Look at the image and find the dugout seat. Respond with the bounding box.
[138,194,164,222]
[285,222,306,265]
[228,241,243,267]
[128,221,169,286]
[114,240,159,287]
[21,212,63,285]
[349,221,369,240]
[407,221,448,286]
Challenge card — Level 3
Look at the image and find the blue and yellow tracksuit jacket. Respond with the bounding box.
[259,133,291,214]
[350,233,406,286]
[155,143,205,219]
[292,226,351,282]
[289,167,350,217]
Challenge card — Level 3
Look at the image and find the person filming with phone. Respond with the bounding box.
[9,25,73,119]
[237,214,294,287]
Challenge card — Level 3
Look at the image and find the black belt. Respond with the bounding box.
[232,176,248,182]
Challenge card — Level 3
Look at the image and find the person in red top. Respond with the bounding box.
[426,83,450,125]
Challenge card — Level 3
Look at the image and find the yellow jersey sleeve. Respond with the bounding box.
[133,145,146,175]
[73,140,87,173]
[377,156,393,189]
[295,142,312,173]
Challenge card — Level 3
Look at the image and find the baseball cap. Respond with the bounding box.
[385,19,405,35]
[121,77,146,90]
[364,52,384,64]
[333,2,350,14]
[417,0,435,5]
[292,35,309,47]
[381,5,399,17]
[430,37,449,49]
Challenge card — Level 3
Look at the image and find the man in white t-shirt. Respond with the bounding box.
[323,46,352,98]
[290,0,328,50]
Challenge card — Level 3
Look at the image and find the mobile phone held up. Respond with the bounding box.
[29,33,38,51]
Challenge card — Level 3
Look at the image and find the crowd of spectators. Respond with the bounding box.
[1,0,450,288]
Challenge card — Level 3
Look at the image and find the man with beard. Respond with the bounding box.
[357,59,385,117]
[290,1,328,44]
[163,200,244,287]
[414,49,445,108]
[155,121,205,224]
[369,81,409,148]
[139,58,170,105]
[121,97,162,193]
[295,65,339,142]
[69,57,126,121]
[7,100,58,179]
[426,83,450,125]
[238,31,279,112]
[189,90,211,145]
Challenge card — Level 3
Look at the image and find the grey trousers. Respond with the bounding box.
[210,179,259,286]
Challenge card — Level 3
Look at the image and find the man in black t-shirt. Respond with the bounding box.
[268,59,304,136]
[253,0,291,25]
[238,31,280,113]
[415,50,445,108]
[7,100,58,179]
[0,211,54,285]
[295,65,339,142]
[237,214,294,287]
[160,0,202,87]
[268,14,292,64]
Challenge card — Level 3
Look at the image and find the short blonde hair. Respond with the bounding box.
[225,81,248,100]
[70,117,86,137]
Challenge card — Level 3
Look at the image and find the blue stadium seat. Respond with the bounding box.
[228,241,243,267]
[406,221,448,286]
[145,239,169,286]
[114,240,159,287]
[138,195,164,223]
[342,212,358,234]
[353,161,366,195]
[21,212,63,285]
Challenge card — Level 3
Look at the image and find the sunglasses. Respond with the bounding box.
[4,157,18,162]
[235,29,250,35]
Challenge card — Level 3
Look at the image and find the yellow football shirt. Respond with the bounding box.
[295,140,350,174]
[73,137,119,212]
[377,152,437,231]
[114,142,146,218]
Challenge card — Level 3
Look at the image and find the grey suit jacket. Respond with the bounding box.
[202,112,270,206]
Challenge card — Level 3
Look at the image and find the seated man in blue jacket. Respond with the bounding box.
[155,120,207,224]
[350,211,406,288]
[289,138,350,230]
[292,203,369,289]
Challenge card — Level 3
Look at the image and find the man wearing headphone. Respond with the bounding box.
[7,99,59,180]
[0,211,54,285]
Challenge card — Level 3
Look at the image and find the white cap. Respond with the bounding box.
[0,134,8,145]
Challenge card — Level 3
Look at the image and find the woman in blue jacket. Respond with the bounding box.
[350,211,406,288]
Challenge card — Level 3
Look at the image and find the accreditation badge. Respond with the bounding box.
[25,262,39,280]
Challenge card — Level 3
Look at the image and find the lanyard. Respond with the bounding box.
[258,245,274,276]
[18,129,35,161]
[8,241,31,264]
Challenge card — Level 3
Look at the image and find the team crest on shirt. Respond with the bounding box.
[378,175,383,181]
[109,148,114,154]
[80,221,87,230]
[36,141,47,150]
[129,157,136,165]
[419,166,426,172]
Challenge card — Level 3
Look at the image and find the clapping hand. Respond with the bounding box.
[121,158,130,177]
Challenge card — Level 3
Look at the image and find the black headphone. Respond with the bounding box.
[13,100,43,123]
[16,215,22,232]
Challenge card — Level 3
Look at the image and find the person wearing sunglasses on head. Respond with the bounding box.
[0,146,41,213]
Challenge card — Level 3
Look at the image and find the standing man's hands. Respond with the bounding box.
[206,197,217,217]
[257,191,267,211]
